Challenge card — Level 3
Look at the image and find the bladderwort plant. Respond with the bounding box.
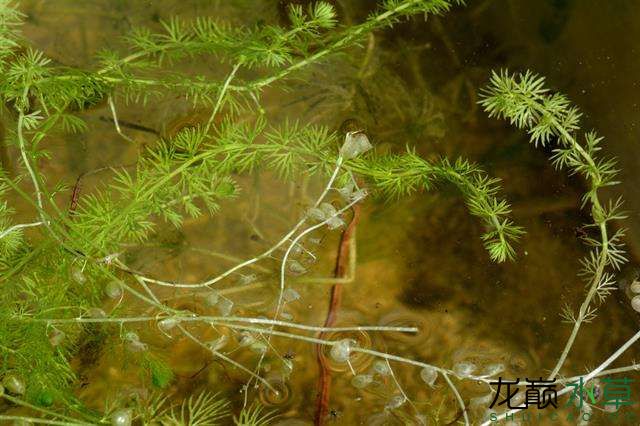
[0,0,528,424]
[0,0,636,425]
[476,71,640,424]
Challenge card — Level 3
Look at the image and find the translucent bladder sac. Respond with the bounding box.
[339,131,373,160]
[321,330,374,373]
[259,372,293,408]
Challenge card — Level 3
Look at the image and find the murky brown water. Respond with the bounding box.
[4,1,640,425]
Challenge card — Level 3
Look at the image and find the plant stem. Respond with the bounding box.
[107,94,134,143]
[30,315,417,334]
[2,394,94,425]
[0,220,43,239]
[443,372,469,426]
[543,110,610,380]
[17,112,45,223]
[204,63,241,133]
[0,416,87,426]
[134,156,344,288]
[480,328,640,426]
[315,204,360,425]
[558,363,640,384]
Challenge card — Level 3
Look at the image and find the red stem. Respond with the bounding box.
[314,203,361,425]
[69,173,85,215]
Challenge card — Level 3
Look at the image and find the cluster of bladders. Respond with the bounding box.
[324,336,513,422]
[629,279,640,313]
[0,130,517,424]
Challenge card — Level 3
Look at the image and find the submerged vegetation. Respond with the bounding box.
[0,0,638,425]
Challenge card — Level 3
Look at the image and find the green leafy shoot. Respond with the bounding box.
[480,69,627,378]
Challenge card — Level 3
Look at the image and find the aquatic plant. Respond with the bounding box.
[1,0,637,425]
[480,70,627,375]
[477,70,640,424]
[0,0,526,423]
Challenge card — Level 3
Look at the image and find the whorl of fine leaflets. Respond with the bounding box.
[123,2,338,69]
[377,0,466,23]
[0,0,23,61]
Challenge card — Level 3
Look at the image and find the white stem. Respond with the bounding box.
[17,112,45,223]
[128,275,276,391]
[558,363,640,384]
[221,323,453,376]
[204,63,241,132]
[443,372,470,426]
[36,314,417,334]
[136,156,344,288]
[0,415,86,425]
[108,94,134,143]
[0,221,43,239]
[480,328,640,426]
[275,197,361,318]
[298,230,356,284]
[178,324,275,391]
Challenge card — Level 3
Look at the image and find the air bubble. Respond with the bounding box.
[351,374,373,389]
[453,362,477,377]
[632,295,640,313]
[329,338,356,363]
[470,393,494,407]
[124,331,147,352]
[158,318,178,332]
[2,374,25,395]
[49,329,66,347]
[338,182,367,202]
[110,408,132,426]
[420,366,437,386]
[307,207,326,221]
[320,202,337,217]
[340,132,373,159]
[250,342,268,354]
[86,307,106,318]
[217,298,234,316]
[372,360,390,376]
[288,260,307,275]
[204,291,219,307]
[385,395,406,410]
[207,335,228,351]
[238,332,256,347]
[326,216,345,230]
[105,280,123,299]
[71,267,86,284]
[283,288,301,303]
[482,363,505,377]
[239,274,257,285]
